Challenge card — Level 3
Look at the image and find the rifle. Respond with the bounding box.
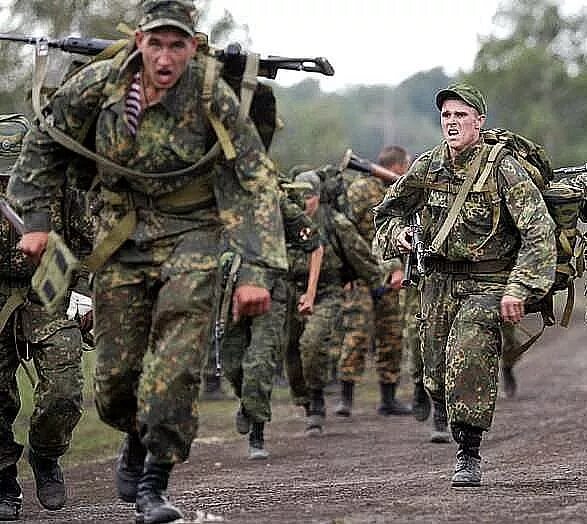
[212,252,242,377]
[553,163,587,180]
[0,33,335,79]
[338,149,401,185]
[401,213,426,288]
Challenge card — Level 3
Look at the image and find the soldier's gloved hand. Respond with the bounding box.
[233,285,271,322]
[395,226,413,254]
[18,231,49,265]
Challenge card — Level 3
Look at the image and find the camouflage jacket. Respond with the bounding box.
[346,173,402,272]
[8,54,287,289]
[374,140,556,301]
[288,205,382,291]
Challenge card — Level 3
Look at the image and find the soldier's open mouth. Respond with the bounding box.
[448,129,459,136]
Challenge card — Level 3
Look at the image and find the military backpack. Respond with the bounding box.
[480,129,584,328]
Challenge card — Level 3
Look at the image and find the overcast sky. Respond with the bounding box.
[203,0,584,91]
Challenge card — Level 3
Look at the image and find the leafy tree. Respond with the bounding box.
[465,0,587,166]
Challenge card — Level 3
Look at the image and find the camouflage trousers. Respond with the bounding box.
[402,286,423,384]
[284,283,343,406]
[420,273,502,430]
[0,286,83,470]
[222,278,287,422]
[93,261,214,464]
[338,280,403,384]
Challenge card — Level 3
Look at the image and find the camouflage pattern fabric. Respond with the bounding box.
[338,281,403,384]
[284,284,343,406]
[402,286,423,384]
[338,173,404,385]
[284,204,380,405]
[374,139,556,431]
[93,262,213,463]
[222,193,320,422]
[420,273,502,429]
[9,51,287,465]
[222,278,287,422]
[0,171,84,468]
[0,281,83,468]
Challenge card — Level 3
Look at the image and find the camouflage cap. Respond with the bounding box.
[138,0,197,37]
[295,170,321,196]
[435,82,487,116]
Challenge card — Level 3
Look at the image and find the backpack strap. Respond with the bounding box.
[201,54,236,160]
[429,147,485,254]
[238,53,259,122]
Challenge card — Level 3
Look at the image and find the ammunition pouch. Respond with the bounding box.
[31,231,80,314]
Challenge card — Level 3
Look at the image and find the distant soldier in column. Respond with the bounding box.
[285,170,382,436]
[223,176,323,459]
[335,146,412,417]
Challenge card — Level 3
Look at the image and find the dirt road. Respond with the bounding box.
[16,314,587,523]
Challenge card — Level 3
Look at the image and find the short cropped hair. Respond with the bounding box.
[377,145,408,169]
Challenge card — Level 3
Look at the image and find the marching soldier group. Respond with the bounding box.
[0,1,565,523]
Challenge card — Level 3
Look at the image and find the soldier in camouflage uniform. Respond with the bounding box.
[223,182,322,459]
[285,171,381,436]
[9,2,287,523]
[374,83,556,487]
[335,146,412,418]
[0,115,86,520]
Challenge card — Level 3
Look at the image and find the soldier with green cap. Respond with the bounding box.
[9,1,287,522]
[373,82,556,487]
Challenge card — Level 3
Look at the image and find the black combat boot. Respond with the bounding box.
[235,403,251,435]
[501,365,517,399]
[334,380,354,417]
[305,389,326,436]
[430,400,450,443]
[0,465,22,521]
[248,422,269,460]
[135,458,183,524]
[116,432,147,503]
[28,449,66,511]
[451,423,483,487]
[377,382,412,416]
[412,381,431,422]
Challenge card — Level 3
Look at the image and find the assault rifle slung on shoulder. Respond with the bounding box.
[0,33,336,79]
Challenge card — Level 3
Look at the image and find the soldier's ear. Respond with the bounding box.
[476,114,486,130]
